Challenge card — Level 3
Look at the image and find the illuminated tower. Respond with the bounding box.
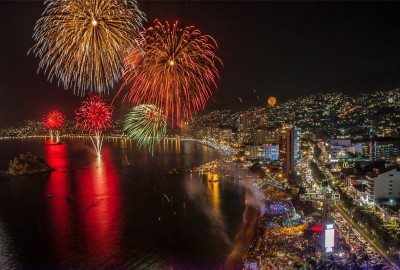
[279,125,295,176]
[239,112,255,145]
[294,127,301,161]
[264,127,279,145]
[255,129,266,145]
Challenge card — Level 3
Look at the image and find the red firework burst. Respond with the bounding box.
[119,19,222,125]
[75,96,113,134]
[44,109,65,130]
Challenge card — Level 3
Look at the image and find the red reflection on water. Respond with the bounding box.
[45,139,73,255]
[76,146,121,264]
[45,140,122,264]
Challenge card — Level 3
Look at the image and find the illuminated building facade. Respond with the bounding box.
[366,166,400,203]
[294,127,301,161]
[264,127,279,145]
[239,112,255,145]
[265,145,279,161]
[279,125,295,176]
[370,137,400,162]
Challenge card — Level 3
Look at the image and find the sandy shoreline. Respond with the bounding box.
[196,157,262,270]
[224,202,260,270]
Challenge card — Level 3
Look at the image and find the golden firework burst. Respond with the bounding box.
[30,0,146,95]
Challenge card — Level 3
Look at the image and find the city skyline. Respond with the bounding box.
[2,1,400,127]
[2,1,400,268]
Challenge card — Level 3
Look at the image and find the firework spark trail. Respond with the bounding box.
[30,0,145,95]
[44,109,65,138]
[119,20,222,125]
[124,104,166,153]
[163,194,171,203]
[75,96,113,134]
[75,96,113,156]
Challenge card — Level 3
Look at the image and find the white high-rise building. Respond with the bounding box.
[366,166,400,203]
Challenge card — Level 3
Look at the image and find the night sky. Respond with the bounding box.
[1,1,400,127]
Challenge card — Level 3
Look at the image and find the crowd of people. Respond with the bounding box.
[264,202,292,216]
[244,180,309,270]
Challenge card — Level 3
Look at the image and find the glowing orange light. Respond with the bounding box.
[267,96,277,107]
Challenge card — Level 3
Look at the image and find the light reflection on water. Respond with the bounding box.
[0,218,17,269]
[0,138,246,269]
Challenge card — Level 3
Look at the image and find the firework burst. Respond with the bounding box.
[120,19,221,125]
[44,109,65,138]
[44,109,65,130]
[30,0,145,95]
[75,96,113,156]
[124,104,166,153]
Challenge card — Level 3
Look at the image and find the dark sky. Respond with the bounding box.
[1,1,400,127]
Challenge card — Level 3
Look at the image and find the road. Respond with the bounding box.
[335,204,400,270]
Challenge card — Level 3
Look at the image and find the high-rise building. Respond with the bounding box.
[244,145,266,160]
[366,166,400,203]
[218,127,234,143]
[279,125,295,176]
[370,137,400,162]
[238,112,255,145]
[265,127,279,145]
[255,129,266,145]
[265,145,279,161]
[294,127,301,161]
[243,144,279,161]
[239,109,271,146]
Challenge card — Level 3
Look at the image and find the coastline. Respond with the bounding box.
[2,136,249,267]
[201,156,306,270]
[225,201,260,270]
[0,136,245,269]
[196,156,265,270]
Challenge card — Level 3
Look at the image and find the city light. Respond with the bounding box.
[2,1,400,269]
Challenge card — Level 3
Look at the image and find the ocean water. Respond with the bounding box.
[0,138,246,269]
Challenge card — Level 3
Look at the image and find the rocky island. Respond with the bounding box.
[1,153,54,176]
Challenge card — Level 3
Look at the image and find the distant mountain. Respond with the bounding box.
[318,67,400,96]
[206,67,400,111]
